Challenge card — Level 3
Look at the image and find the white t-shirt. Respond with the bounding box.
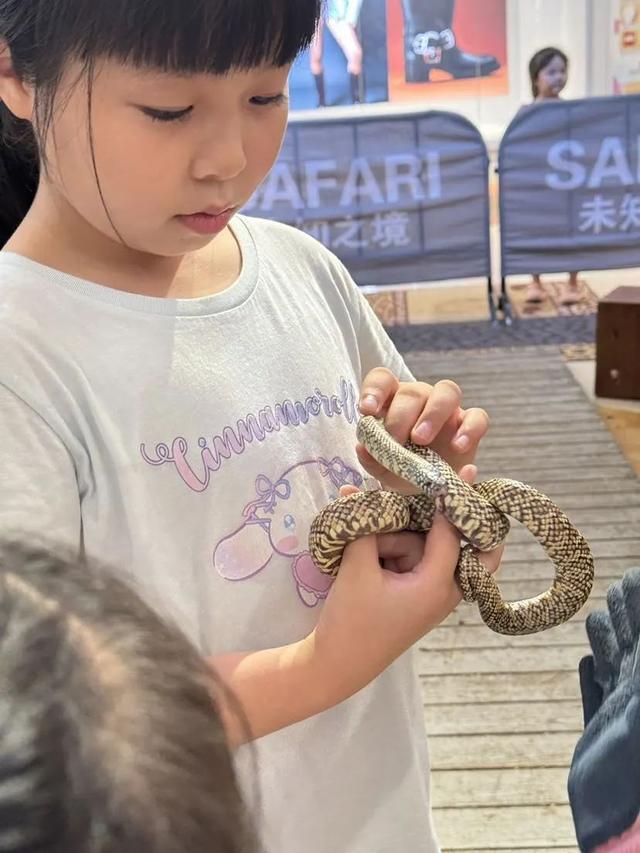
[0,215,440,853]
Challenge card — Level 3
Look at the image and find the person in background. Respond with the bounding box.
[524,47,584,306]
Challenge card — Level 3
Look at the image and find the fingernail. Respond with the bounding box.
[454,434,470,451]
[360,394,378,412]
[414,421,432,441]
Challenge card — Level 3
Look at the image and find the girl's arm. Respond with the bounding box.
[210,476,502,748]
[209,633,338,747]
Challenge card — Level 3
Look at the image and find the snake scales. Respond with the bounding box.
[309,416,594,635]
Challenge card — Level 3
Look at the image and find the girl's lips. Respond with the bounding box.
[176,208,235,236]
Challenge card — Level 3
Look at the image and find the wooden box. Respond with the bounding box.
[595,286,640,400]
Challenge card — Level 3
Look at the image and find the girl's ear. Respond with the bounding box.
[0,43,35,121]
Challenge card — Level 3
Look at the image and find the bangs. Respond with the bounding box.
[32,0,323,75]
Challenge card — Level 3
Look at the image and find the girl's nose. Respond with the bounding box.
[191,122,247,182]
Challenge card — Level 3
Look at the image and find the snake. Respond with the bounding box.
[309,416,594,635]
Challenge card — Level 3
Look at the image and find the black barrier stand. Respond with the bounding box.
[492,163,515,326]
[486,164,499,325]
[487,277,497,324]
[497,275,514,326]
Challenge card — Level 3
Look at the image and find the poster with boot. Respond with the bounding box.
[288,0,507,111]
[387,0,508,102]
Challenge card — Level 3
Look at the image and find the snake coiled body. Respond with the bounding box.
[309,416,594,635]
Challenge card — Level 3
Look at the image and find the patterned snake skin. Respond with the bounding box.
[309,416,595,635]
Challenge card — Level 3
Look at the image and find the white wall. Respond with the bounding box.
[590,0,613,96]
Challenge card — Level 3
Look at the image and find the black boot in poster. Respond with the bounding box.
[400,0,501,83]
[314,72,326,107]
[400,0,430,82]
[349,72,364,103]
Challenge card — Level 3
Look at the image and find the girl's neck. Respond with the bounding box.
[4,183,242,299]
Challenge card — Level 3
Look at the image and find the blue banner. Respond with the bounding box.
[499,94,640,277]
[244,110,492,287]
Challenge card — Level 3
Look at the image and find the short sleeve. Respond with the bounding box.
[329,256,415,383]
[0,385,82,552]
[353,286,415,382]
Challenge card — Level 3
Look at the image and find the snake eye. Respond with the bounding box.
[283,514,296,531]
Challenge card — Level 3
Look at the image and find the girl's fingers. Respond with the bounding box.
[377,532,425,573]
[478,543,504,576]
[382,381,436,445]
[410,379,462,445]
[359,367,401,415]
[339,484,360,497]
[339,534,380,583]
[458,464,478,484]
[451,407,490,455]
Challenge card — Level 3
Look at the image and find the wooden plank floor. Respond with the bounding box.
[598,407,640,477]
[404,345,640,852]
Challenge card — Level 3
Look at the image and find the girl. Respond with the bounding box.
[0,2,500,851]
[0,542,254,853]
[525,47,583,306]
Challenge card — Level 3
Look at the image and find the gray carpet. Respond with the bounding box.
[388,314,596,353]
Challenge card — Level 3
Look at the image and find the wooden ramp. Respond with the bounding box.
[404,346,640,852]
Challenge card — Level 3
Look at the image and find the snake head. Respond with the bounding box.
[357,414,450,497]
[412,465,449,498]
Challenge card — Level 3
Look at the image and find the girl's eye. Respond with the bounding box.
[283,514,296,531]
[140,107,193,123]
[250,94,287,108]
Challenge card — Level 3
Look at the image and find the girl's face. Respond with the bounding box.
[536,55,567,99]
[39,59,290,256]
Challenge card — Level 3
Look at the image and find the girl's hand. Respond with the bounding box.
[316,469,503,703]
[358,367,489,493]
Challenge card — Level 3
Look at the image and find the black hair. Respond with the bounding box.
[0,542,256,853]
[528,46,569,99]
[0,0,322,245]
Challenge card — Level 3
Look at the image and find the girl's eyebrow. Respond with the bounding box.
[116,65,289,94]
[118,68,197,83]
